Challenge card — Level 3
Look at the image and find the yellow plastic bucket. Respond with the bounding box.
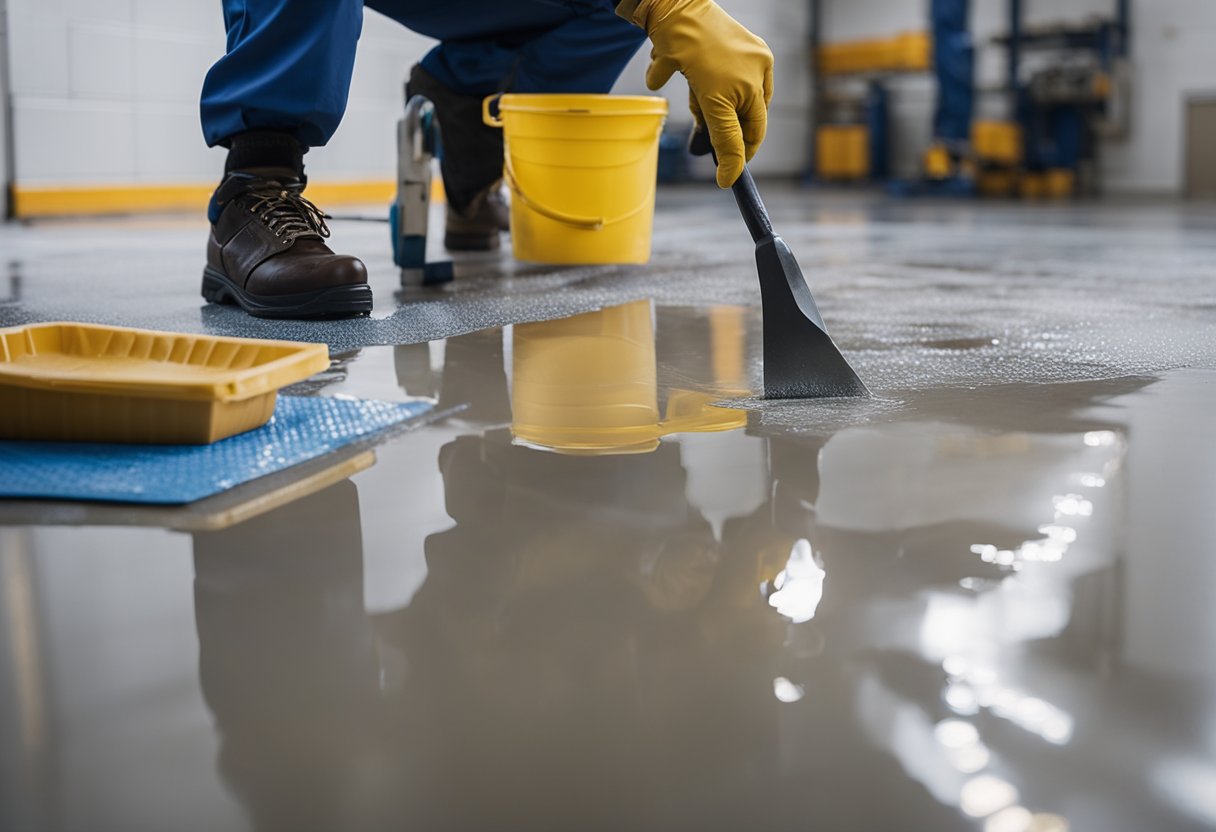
[483,93,668,265]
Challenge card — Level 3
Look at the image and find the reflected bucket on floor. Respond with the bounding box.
[512,301,660,454]
[483,93,668,265]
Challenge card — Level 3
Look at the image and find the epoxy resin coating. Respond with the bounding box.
[2,189,1216,832]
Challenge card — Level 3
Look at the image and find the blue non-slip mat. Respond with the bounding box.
[0,396,432,505]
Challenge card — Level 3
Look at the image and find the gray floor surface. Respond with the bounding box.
[4,185,1215,398]
[5,186,1216,832]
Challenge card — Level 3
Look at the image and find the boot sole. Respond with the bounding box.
[444,231,501,252]
[202,266,373,320]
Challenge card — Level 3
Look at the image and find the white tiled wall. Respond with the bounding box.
[4,0,812,190]
[6,0,1208,193]
[609,0,812,176]
[1,0,11,217]
[1097,0,1216,193]
[6,0,228,185]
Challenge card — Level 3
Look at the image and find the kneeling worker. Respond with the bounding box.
[200,0,774,319]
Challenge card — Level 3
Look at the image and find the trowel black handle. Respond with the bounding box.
[689,126,774,244]
[730,168,775,244]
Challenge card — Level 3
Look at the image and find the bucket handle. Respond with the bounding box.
[483,93,655,232]
[483,94,601,229]
[482,94,505,129]
[503,159,606,231]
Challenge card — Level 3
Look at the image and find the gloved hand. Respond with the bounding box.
[620,0,774,188]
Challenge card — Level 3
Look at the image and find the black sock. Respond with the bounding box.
[212,131,307,223]
[224,130,306,177]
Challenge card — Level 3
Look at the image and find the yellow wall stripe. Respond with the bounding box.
[11,179,445,219]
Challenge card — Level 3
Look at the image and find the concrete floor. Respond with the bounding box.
[2,186,1216,831]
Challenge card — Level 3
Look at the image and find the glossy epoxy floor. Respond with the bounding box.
[2,188,1216,832]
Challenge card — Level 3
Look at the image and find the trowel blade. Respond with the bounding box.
[756,236,869,400]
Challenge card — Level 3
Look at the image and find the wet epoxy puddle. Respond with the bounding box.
[4,301,1216,832]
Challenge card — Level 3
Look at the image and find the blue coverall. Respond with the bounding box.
[200,0,647,148]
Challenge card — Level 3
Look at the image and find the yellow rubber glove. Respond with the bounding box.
[619,0,774,188]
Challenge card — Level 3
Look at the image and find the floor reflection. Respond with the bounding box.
[180,304,1211,831]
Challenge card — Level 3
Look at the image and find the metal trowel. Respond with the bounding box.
[690,129,868,399]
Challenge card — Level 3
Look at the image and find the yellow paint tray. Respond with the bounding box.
[0,322,330,444]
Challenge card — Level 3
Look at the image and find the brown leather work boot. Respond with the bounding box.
[445,182,511,252]
[203,171,371,319]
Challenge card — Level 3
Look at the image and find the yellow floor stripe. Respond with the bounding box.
[11,179,445,219]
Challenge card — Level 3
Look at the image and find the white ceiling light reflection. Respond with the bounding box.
[942,656,969,677]
[1052,494,1093,518]
[935,719,978,748]
[942,657,1075,746]
[1041,717,1074,745]
[960,775,1019,818]
[772,676,805,703]
[989,691,1074,745]
[985,805,1033,832]
[1037,524,1077,544]
[1028,814,1070,832]
[966,445,1102,573]
[920,595,975,660]
[970,521,1078,569]
[945,682,980,715]
[767,539,825,624]
[935,719,991,773]
[950,741,992,773]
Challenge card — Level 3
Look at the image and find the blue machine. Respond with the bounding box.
[865,82,890,181]
[1001,0,1130,189]
[391,93,454,287]
[1018,93,1088,171]
[932,0,974,147]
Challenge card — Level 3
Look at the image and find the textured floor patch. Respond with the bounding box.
[0,395,432,504]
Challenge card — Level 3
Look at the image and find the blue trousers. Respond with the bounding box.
[201,0,647,148]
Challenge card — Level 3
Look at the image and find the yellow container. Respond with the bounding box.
[1019,172,1046,199]
[923,143,953,179]
[512,301,661,454]
[819,31,931,75]
[0,322,329,444]
[978,169,1017,197]
[817,125,869,180]
[483,94,667,265]
[511,301,747,455]
[1045,168,1076,198]
[972,120,1023,165]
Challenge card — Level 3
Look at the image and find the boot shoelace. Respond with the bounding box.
[245,186,331,244]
